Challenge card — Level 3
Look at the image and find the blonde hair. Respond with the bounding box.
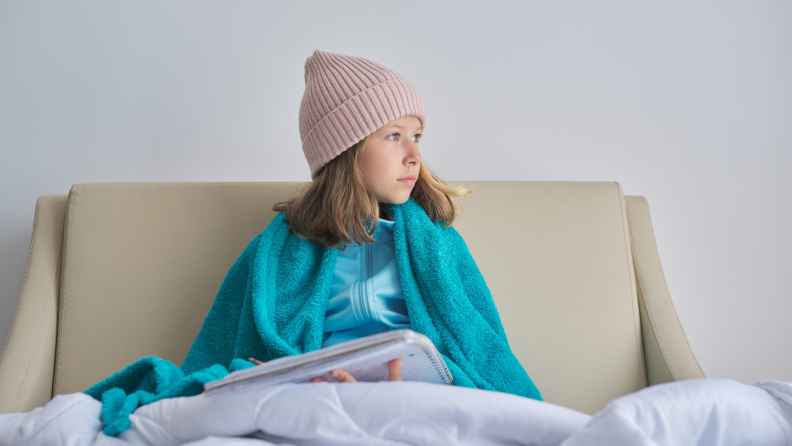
[273,137,470,248]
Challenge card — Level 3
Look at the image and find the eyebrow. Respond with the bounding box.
[389,124,423,133]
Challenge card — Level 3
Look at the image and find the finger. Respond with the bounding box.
[330,369,357,383]
[388,358,403,381]
[310,377,329,383]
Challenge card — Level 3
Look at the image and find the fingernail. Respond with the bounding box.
[330,371,339,378]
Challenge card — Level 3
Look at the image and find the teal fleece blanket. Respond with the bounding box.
[84,357,254,436]
[182,198,541,398]
[86,198,541,436]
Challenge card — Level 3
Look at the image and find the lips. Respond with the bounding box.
[398,175,417,185]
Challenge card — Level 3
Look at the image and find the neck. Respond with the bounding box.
[378,204,392,221]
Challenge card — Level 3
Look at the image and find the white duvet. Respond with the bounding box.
[1,378,790,446]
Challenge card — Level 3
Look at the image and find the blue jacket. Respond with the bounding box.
[322,218,411,347]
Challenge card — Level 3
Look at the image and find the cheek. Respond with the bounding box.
[357,158,384,192]
[357,154,377,181]
[359,150,392,179]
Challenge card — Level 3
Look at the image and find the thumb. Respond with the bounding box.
[388,358,403,381]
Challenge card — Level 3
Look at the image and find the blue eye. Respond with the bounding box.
[387,133,399,141]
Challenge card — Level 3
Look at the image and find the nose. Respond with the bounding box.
[405,141,421,166]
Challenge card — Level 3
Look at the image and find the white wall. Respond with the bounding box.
[1,1,790,384]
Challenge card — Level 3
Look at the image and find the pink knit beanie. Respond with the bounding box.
[299,49,426,178]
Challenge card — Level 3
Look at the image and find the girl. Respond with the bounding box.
[180,49,542,400]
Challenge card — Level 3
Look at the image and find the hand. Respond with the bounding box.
[310,358,403,383]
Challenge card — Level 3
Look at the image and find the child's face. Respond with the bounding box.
[358,115,423,205]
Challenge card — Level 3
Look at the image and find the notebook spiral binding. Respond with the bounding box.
[438,356,454,384]
[422,340,453,384]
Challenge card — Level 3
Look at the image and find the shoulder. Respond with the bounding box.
[251,212,333,255]
[441,224,466,246]
[237,212,290,255]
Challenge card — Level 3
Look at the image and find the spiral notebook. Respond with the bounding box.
[203,329,452,394]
